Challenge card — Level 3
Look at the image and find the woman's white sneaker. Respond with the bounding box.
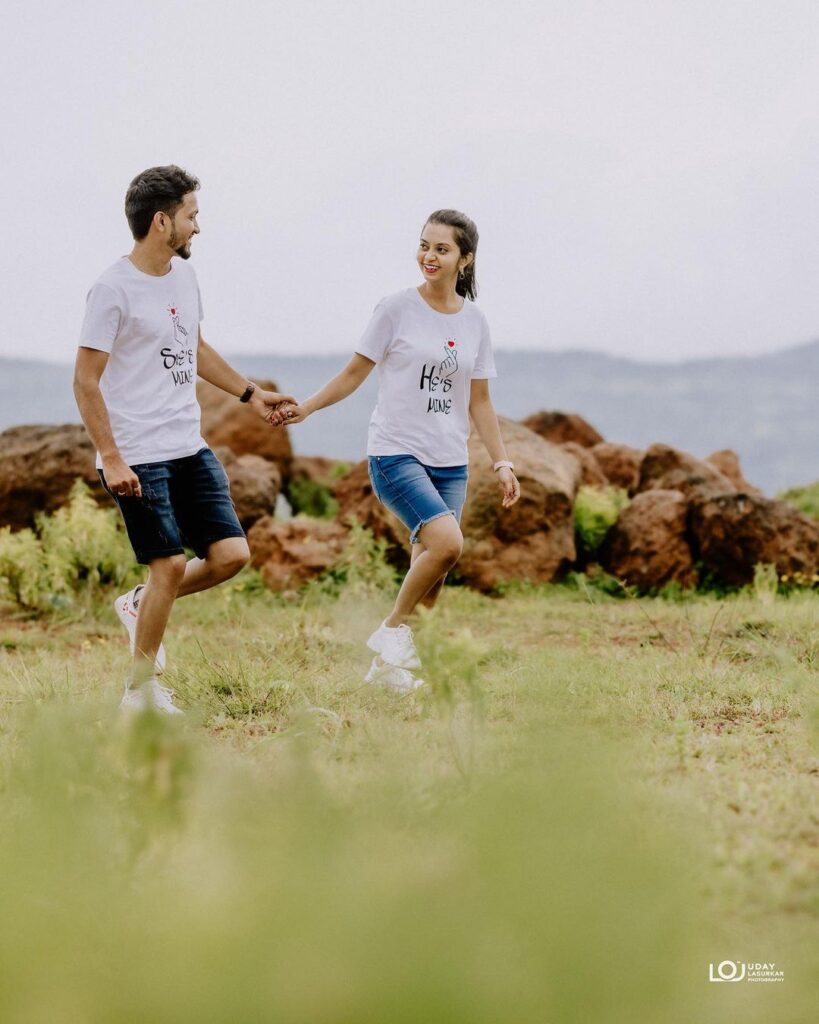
[114,586,166,674]
[118,679,184,714]
[366,621,420,669]
[364,656,424,694]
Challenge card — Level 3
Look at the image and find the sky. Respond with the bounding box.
[3,0,819,364]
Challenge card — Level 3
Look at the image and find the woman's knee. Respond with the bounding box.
[423,522,463,567]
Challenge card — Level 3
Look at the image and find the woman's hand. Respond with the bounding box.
[497,467,520,508]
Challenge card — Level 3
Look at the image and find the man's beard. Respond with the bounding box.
[168,225,191,259]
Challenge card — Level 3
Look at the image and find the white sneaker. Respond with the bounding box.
[149,679,184,715]
[115,586,166,674]
[364,656,424,694]
[119,685,147,712]
[366,621,420,669]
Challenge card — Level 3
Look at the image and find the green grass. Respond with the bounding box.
[0,574,816,1022]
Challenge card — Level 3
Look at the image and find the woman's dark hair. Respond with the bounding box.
[425,208,479,300]
[125,165,200,241]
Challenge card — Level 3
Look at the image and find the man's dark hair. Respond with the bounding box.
[125,165,200,240]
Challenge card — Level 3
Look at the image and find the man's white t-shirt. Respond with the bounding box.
[77,256,206,467]
[355,287,497,467]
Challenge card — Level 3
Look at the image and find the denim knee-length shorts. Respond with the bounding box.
[368,454,468,544]
[99,447,245,565]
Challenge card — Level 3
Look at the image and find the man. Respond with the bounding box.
[74,165,292,713]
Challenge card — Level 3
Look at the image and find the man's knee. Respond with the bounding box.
[209,538,250,579]
[149,553,187,586]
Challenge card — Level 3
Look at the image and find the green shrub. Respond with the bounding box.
[316,519,398,595]
[0,481,138,614]
[574,485,629,555]
[287,478,339,519]
[778,481,819,520]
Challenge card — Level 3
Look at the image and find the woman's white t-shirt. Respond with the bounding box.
[355,287,497,467]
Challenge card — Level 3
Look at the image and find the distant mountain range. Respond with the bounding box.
[2,342,817,494]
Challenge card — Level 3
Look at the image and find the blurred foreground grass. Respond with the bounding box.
[0,574,816,1023]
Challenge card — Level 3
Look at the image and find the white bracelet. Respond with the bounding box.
[493,460,514,472]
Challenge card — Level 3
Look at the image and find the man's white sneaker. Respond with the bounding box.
[119,685,147,712]
[364,656,424,695]
[114,586,166,674]
[366,621,420,669]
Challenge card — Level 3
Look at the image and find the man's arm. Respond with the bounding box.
[73,347,142,497]
[197,331,295,421]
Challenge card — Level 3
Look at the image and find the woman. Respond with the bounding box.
[280,209,520,692]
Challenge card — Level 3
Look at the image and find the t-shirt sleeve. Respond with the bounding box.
[472,313,497,379]
[355,299,394,364]
[77,282,122,353]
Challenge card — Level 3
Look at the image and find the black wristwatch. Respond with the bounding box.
[239,382,256,403]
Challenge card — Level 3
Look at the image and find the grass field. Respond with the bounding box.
[0,565,816,1023]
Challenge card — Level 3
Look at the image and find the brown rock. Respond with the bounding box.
[332,460,410,566]
[0,424,101,530]
[521,411,604,448]
[198,379,293,476]
[289,456,353,488]
[247,516,348,592]
[213,447,281,530]
[690,493,819,588]
[703,449,761,495]
[599,489,697,591]
[591,442,643,495]
[458,418,582,591]
[637,443,735,501]
[561,442,608,487]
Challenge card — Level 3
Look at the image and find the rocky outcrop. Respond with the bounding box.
[591,442,643,495]
[521,411,604,448]
[561,442,608,487]
[600,489,697,590]
[247,516,348,592]
[0,424,101,530]
[457,418,582,591]
[690,493,819,588]
[213,447,281,530]
[198,379,293,477]
[332,461,409,565]
[637,444,735,501]
[703,449,761,495]
[289,456,351,488]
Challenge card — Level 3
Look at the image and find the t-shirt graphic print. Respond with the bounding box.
[78,256,206,467]
[356,288,497,467]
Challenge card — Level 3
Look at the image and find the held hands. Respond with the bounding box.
[266,401,309,426]
[248,389,297,426]
[102,455,142,498]
[497,467,521,508]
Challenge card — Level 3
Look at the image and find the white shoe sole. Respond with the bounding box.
[364,656,424,694]
[114,592,166,674]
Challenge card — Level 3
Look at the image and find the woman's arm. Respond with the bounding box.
[284,354,375,423]
[469,379,521,508]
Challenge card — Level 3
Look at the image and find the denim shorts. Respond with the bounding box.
[368,455,469,544]
[99,447,245,565]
